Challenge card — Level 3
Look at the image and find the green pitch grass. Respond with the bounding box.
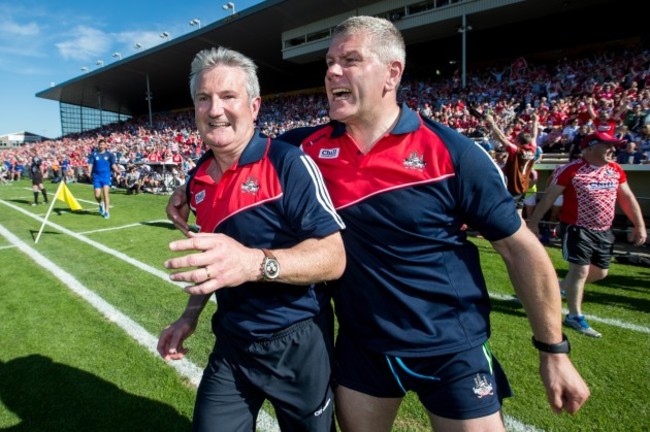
[1,179,648,431]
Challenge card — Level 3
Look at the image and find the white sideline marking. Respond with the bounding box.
[0,222,539,432]
[505,417,544,432]
[0,224,202,383]
[80,223,150,235]
[2,199,188,290]
[0,222,280,432]
[490,293,650,334]
[19,192,98,206]
[15,195,650,334]
[5,197,648,431]
[0,245,16,251]
[80,220,171,235]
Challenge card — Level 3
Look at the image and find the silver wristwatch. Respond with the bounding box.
[260,249,280,281]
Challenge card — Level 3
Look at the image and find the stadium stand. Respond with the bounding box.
[3,0,648,228]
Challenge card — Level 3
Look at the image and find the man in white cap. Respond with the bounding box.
[528,132,646,337]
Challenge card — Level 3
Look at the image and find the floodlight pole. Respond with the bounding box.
[146,74,153,128]
[97,91,103,127]
[459,14,472,89]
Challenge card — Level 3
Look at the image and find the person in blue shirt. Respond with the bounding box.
[61,157,71,183]
[12,160,25,181]
[87,138,117,219]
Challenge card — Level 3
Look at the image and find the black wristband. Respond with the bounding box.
[532,333,571,354]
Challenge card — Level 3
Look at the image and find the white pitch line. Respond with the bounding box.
[1,198,544,431]
[0,213,537,432]
[0,220,280,432]
[2,199,187,289]
[80,222,150,235]
[582,314,650,334]
[5,198,647,431]
[18,192,99,206]
[0,223,203,384]
[80,220,171,235]
[505,417,545,432]
[17,189,645,337]
[489,293,650,334]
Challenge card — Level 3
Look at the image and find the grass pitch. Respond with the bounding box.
[1,179,648,431]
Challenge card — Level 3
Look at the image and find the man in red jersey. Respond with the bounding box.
[484,111,539,217]
[529,132,646,338]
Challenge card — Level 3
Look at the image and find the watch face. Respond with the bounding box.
[264,258,280,279]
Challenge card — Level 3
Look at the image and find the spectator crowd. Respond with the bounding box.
[2,44,650,191]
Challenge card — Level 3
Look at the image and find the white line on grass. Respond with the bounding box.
[0,222,280,432]
[0,244,17,251]
[79,220,171,235]
[18,184,98,205]
[0,224,542,432]
[489,292,650,334]
[505,417,545,432]
[5,198,647,431]
[13,195,647,334]
[1,199,187,289]
[78,197,105,205]
[19,190,104,212]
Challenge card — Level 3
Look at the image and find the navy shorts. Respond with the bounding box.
[561,223,615,269]
[193,308,335,432]
[334,332,512,420]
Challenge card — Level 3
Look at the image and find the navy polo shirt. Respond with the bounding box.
[187,131,345,340]
[281,105,521,357]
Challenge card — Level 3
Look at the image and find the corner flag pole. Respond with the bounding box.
[34,182,62,244]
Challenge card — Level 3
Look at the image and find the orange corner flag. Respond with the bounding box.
[56,182,82,211]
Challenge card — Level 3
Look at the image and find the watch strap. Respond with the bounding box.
[261,249,276,260]
[532,333,571,354]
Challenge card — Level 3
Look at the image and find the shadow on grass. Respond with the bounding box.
[8,199,93,217]
[559,268,650,313]
[52,209,92,217]
[490,296,528,319]
[601,271,650,293]
[7,199,33,206]
[587,274,650,313]
[28,229,59,242]
[0,355,191,432]
[585,290,650,314]
[491,281,650,316]
[140,221,176,230]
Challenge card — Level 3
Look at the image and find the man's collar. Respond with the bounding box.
[237,130,269,166]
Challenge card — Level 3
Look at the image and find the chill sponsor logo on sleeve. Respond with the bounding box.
[319,148,340,159]
[195,189,206,205]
